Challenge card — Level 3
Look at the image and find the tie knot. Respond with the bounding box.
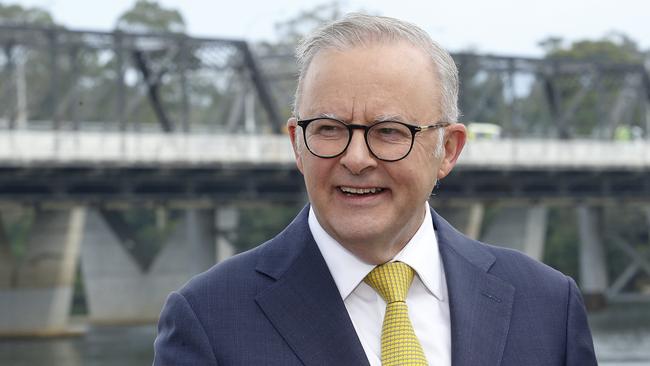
[364,262,415,303]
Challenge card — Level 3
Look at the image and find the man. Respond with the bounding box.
[154,14,597,365]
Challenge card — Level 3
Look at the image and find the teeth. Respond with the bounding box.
[340,187,383,194]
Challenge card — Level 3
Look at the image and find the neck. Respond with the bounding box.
[345,240,407,265]
[335,209,426,265]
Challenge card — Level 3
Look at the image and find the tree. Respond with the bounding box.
[541,32,644,64]
[115,0,185,34]
[536,33,647,138]
[0,4,61,125]
[255,2,346,121]
[0,3,55,25]
[112,0,191,130]
[271,2,344,51]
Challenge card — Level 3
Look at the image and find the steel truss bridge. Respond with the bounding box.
[0,24,649,204]
[0,25,649,311]
[1,25,649,138]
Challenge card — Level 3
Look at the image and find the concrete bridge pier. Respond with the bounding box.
[577,205,609,309]
[0,207,85,336]
[80,208,215,324]
[434,203,485,240]
[216,206,239,262]
[481,204,549,261]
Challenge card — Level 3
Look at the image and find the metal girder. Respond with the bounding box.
[132,50,174,132]
[606,234,650,299]
[1,25,648,138]
[557,72,597,128]
[0,164,649,205]
[236,41,281,133]
[0,25,282,134]
[607,73,643,138]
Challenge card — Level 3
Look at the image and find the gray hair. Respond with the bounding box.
[293,13,460,125]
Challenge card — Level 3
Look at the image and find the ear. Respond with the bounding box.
[437,123,467,180]
[287,117,304,174]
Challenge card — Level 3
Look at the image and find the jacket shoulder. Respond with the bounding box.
[483,242,571,297]
[177,241,268,301]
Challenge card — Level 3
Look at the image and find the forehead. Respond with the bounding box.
[298,42,440,122]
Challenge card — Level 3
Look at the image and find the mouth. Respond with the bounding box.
[338,186,385,196]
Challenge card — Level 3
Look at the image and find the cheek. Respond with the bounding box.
[392,155,439,194]
[301,156,333,185]
[407,144,441,173]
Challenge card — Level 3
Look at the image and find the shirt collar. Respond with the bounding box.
[309,202,445,302]
[393,204,444,301]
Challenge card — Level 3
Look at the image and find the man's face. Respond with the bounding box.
[288,42,465,263]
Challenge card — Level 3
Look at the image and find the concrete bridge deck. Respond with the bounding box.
[1,130,648,203]
[1,130,649,169]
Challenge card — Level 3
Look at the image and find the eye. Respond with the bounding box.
[376,127,401,136]
[370,122,411,142]
[310,119,346,138]
[317,124,340,133]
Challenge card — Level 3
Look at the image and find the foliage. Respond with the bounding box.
[255,2,346,120]
[272,2,343,49]
[543,208,580,281]
[458,32,648,139]
[540,32,644,64]
[535,33,647,138]
[0,3,55,25]
[456,55,511,130]
[1,209,34,261]
[234,204,304,253]
[113,1,239,132]
[603,205,650,292]
[116,208,181,271]
[115,0,186,33]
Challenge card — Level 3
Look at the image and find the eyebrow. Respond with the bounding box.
[302,112,411,124]
[297,112,340,120]
[374,114,408,123]
[320,112,340,120]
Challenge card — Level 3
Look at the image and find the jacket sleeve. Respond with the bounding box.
[153,291,218,366]
[564,276,598,366]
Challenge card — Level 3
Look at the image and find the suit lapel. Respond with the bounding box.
[253,206,515,366]
[434,210,515,366]
[254,207,369,366]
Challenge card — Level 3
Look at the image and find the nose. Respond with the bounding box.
[339,129,377,174]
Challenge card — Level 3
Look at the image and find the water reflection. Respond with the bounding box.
[596,328,650,365]
[591,303,650,365]
[0,324,155,366]
[1,308,650,365]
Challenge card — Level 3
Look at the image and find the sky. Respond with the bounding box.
[6,0,650,57]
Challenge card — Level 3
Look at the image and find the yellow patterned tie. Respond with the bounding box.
[364,262,428,366]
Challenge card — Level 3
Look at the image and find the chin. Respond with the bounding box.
[329,217,388,243]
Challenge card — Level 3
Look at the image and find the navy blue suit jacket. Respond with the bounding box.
[154,206,597,365]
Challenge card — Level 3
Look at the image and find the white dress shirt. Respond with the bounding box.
[309,203,451,366]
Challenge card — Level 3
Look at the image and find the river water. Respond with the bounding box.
[1,305,649,365]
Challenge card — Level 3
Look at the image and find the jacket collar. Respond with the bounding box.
[255,206,370,366]
[433,210,515,366]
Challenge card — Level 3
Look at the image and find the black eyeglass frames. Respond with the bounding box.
[296,117,449,162]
